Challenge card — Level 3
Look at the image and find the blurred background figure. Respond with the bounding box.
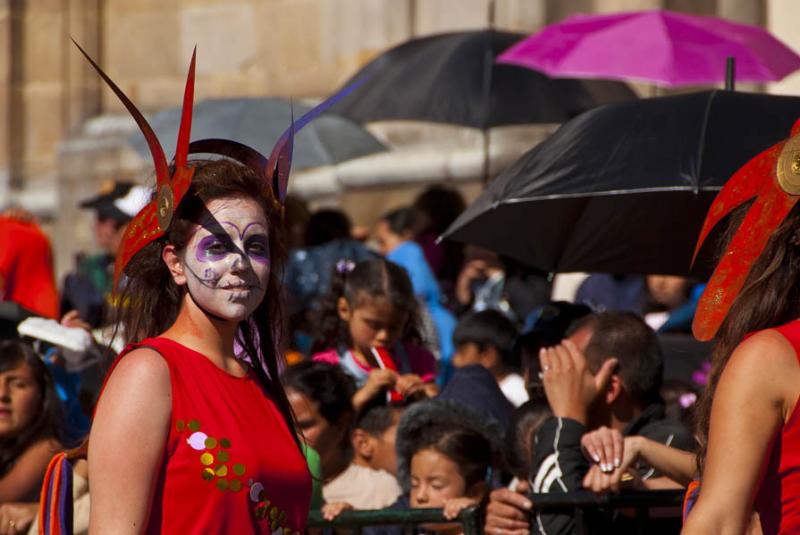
[455,246,550,324]
[0,210,59,337]
[60,181,148,330]
[0,340,67,534]
[374,208,456,368]
[410,186,466,304]
[575,273,646,314]
[282,361,355,511]
[455,246,512,318]
[643,274,703,333]
[284,208,374,357]
[327,404,404,511]
[451,310,526,407]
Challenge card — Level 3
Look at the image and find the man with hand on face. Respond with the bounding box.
[485,312,694,535]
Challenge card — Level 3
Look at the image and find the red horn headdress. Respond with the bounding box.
[692,118,800,341]
[74,41,363,291]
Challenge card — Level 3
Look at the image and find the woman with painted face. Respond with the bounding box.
[89,159,310,535]
[77,45,332,534]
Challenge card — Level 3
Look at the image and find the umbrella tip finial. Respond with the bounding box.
[725,56,736,91]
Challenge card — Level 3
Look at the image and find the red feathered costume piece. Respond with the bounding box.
[693,119,800,341]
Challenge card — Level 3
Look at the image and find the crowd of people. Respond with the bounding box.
[0,172,710,534]
[1,44,800,535]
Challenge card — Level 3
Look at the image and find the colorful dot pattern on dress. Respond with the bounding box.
[175,418,302,535]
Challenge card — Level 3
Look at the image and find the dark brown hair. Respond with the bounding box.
[411,425,492,493]
[694,203,800,472]
[111,159,298,443]
[569,311,664,407]
[311,258,423,353]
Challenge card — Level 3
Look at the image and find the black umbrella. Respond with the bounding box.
[442,90,800,276]
[327,30,637,129]
[129,97,387,170]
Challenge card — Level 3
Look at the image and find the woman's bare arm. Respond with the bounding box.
[631,436,697,487]
[88,348,172,535]
[0,438,62,502]
[682,331,799,535]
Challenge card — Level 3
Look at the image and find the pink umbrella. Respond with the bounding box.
[497,10,800,87]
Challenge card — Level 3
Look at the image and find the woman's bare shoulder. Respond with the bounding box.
[105,347,171,387]
[96,348,172,415]
[733,329,798,368]
[722,329,800,406]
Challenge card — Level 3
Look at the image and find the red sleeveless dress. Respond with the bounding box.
[755,321,800,534]
[106,337,311,534]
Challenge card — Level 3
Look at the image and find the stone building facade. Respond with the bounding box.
[0,0,797,278]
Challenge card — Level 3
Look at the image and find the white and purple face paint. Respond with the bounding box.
[180,197,271,322]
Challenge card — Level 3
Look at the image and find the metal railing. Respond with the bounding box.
[307,506,481,535]
[307,489,684,534]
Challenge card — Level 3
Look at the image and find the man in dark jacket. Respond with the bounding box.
[485,311,694,535]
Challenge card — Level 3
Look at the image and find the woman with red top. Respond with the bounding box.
[311,258,438,412]
[90,159,311,534]
[682,123,800,534]
[76,44,343,533]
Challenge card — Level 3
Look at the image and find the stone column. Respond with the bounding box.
[0,0,12,204]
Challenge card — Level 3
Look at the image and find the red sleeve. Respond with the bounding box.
[5,222,58,318]
[404,343,437,382]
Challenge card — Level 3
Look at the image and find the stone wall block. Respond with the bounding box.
[415,0,491,35]
[180,3,257,76]
[23,11,63,82]
[21,85,63,165]
[103,8,180,108]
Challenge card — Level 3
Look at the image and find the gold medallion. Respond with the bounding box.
[776,134,800,196]
[156,185,174,231]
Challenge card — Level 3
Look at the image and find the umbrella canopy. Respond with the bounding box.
[498,10,800,87]
[327,30,636,129]
[442,90,800,276]
[129,97,387,171]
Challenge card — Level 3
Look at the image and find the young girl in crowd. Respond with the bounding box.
[0,341,65,502]
[0,340,65,534]
[409,426,491,530]
[312,258,437,411]
[392,400,499,534]
[374,208,457,373]
[282,360,355,506]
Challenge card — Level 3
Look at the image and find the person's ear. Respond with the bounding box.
[479,347,501,370]
[604,374,624,405]
[351,429,374,460]
[337,297,352,322]
[163,244,187,286]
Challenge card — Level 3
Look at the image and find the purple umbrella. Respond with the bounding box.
[497,9,800,87]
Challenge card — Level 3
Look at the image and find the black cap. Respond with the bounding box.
[79,180,137,222]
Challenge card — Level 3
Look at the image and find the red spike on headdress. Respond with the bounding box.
[72,40,197,290]
[693,121,800,341]
[174,47,197,171]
